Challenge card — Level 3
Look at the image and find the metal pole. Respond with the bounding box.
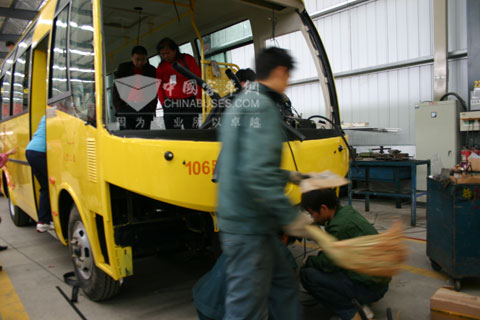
[467,0,480,109]
[433,0,448,101]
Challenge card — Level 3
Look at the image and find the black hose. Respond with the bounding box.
[282,122,306,141]
[440,92,467,111]
[56,286,87,320]
[171,62,221,101]
[172,62,224,129]
[225,69,242,92]
[307,115,354,159]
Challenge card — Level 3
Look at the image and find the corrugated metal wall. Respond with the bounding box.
[281,0,468,146]
[222,0,467,147]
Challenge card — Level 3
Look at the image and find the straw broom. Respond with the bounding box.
[293,171,408,277]
[304,221,407,277]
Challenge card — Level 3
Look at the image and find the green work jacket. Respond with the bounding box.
[305,205,391,288]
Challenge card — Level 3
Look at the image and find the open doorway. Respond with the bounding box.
[29,34,49,220]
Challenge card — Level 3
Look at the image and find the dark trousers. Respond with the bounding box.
[25,150,52,223]
[196,310,213,320]
[220,232,301,320]
[163,97,200,129]
[300,267,388,320]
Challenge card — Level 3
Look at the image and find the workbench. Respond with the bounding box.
[347,159,431,226]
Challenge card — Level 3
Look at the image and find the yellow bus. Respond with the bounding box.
[1,0,350,300]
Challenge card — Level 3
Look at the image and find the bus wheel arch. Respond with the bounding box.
[58,189,74,241]
[68,203,120,301]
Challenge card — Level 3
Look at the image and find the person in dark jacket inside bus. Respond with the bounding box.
[235,68,256,88]
[113,45,157,130]
[156,37,202,129]
[300,188,391,320]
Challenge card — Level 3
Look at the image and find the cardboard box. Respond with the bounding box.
[449,175,480,184]
[470,158,480,172]
[430,287,480,319]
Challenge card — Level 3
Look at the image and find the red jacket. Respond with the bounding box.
[156,53,202,105]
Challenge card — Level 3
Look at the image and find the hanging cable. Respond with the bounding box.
[270,8,279,47]
[134,7,143,45]
[173,0,181,22]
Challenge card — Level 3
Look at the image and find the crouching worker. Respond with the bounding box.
[300,188,390,320]
[192,233,298,320]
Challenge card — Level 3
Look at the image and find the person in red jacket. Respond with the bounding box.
[156,38,202,129]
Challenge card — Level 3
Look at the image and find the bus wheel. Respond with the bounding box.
[8,197,30,226]
[68,206,120,301]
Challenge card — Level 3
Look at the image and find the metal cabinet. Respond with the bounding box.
[426,177,480,290]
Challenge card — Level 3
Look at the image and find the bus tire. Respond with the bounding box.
[68,205,120,301]
[8,197,31,226]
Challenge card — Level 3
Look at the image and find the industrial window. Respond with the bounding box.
[196,20,253,63]
[49,6,70,100]
[69,0,96,125]
[12,49,31,115]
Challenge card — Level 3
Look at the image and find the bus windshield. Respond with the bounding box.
[102,0,337,134]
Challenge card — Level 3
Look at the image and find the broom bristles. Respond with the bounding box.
[305,221,407,277]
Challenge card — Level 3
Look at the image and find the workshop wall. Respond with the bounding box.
[283,0,468,148]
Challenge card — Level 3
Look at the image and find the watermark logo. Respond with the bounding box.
[174,117,184,128]
[115,75,160,111]
[183,79,198,96]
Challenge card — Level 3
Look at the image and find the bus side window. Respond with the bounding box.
[1,69,12,119]
[12,49,31,115]
[69,0,96,126]
[49,6,69,100]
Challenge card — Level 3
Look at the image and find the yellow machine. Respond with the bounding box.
[0,0,349,300]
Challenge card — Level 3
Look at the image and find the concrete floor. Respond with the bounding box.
[0,196,479,320]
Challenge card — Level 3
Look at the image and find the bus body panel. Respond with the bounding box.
[100,134,349,213]
[1,114,37,217]
[32,0,55,48]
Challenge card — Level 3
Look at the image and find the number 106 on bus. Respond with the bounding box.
[184,160,217,175]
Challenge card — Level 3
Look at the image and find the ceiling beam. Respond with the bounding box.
[0,8,38,20]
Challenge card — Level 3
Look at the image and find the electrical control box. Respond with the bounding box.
[415,100,461,190]
[460,111,480,131]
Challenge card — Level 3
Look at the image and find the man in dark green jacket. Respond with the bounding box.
[217,47,301,320]
[300,189,390,320]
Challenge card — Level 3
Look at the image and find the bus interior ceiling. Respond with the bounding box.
[102,0,304,74]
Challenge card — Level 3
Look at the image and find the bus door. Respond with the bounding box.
[29,35,49,220]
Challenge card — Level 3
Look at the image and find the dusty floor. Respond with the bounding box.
[0,196,479,320]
